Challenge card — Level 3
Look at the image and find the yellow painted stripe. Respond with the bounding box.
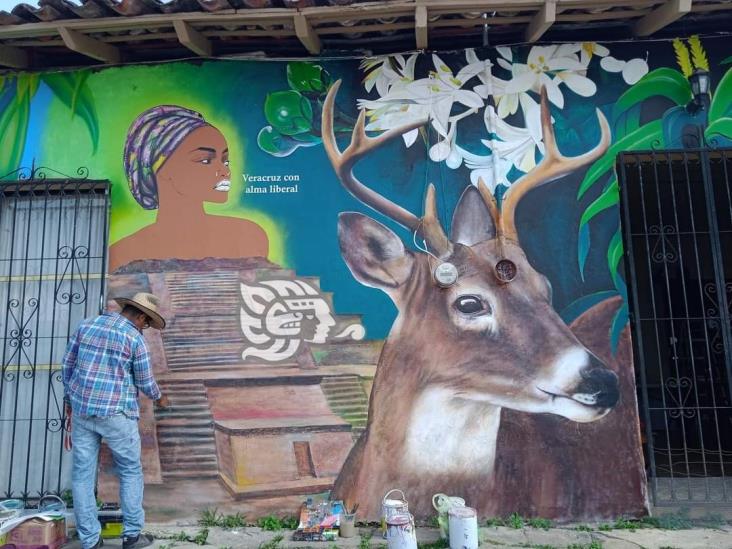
[2,364,62,372]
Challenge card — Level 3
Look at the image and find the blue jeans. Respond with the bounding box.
[71,413,144,549]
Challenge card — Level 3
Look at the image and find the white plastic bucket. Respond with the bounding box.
[432,493,466,539]
[381,488,408,537]
[448,506,478,549]
[386,512,417,549]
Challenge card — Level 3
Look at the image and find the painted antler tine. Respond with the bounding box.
[539,87,558,160]
[322,79,344,164]
[476,177,500,227]
[321,81,423,232]
[500,85,612,241]
[350,108,369,152]
[421,183,452,257]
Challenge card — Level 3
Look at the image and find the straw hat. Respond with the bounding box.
[113,292,166,330]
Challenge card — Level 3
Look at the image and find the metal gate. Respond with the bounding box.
[619,148,732,505]
[0,165,110,504]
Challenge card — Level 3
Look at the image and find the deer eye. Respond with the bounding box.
[454,295,490,316]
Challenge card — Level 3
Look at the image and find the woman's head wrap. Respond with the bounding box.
[123,105,210,209]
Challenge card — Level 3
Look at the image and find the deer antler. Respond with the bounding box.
[498,86,611,241]
[322,80,453,257]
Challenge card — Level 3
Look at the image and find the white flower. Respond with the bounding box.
[360,101,430,147]
[502,45,596,109]
[361,54,418,96]
[361,56,483,142]
[458,145,513,191]
[458,100,546,192]
[580,42,609,66]
[600,55,649,85]
[428,107,479,168]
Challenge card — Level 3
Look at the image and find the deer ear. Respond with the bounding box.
[451,185,497,246]
[338,212,414,290]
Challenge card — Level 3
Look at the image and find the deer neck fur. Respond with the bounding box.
[366,324,502,479]
[404,387,502,475]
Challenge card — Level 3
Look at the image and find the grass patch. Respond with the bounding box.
[199,508,224,528]
[222,512,247,529]
[166,529,208,545]
[258,534,284,549]
[359,533,372,549]
[526,517,553,529]
[485,514,552,529]
[417,539,449,548]
[198,508,248,530]
[257,515,299,531]
[567,542,602,549]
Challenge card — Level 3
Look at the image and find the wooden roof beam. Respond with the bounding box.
[525,0,556,42]
[0,44,29,68]
[294,12,321,55]
[58,26,120,63]
[634,0,692,36]
[415,4,428,49]
[173,20,212,57]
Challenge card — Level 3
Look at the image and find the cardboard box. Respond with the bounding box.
[3,516,66,549]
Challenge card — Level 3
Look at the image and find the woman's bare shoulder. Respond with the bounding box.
[209,216,269,254]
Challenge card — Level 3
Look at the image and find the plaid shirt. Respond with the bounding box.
[62,312,161,419]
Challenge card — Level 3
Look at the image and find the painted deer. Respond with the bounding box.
[322,81,618,519]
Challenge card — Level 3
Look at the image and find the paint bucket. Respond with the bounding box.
[448,506,478,549]
[432,493,466,539]
[386,512,417,549]
[339,512,357,538]
[381,488,409,537]
[38,495,66,513]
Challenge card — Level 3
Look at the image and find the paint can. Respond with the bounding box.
[432,493,466,539]
[339,512,357,538]
[381,488,409,537]
[448,506,478,549]
[386,512,417,549]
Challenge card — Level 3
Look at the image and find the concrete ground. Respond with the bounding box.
[59,522,732,549]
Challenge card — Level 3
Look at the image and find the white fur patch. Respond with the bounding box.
[540,347,590,392]
[403,387,501,476]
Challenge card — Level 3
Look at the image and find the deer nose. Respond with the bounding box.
[577,363,619,408]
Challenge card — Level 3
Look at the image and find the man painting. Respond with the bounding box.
[62,293,170,549]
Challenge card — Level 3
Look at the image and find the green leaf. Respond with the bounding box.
[709,67,732,122]
[560,290,619,325]
[614,104,641,140]
[578,223,591,280]
[256,126,319,157]
[721,55,732,65]
[612,68,691,125]
[0,92,31,176]
[263,90,313,136]
[286,62,331,94]
[579,178,619,228]
[607,227,624,287]
[41,71,99,153]
[577,119,663,200]
[610,302,629,356]
[705,117,732,140]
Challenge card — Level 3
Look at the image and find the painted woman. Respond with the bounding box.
[109,105,268,272]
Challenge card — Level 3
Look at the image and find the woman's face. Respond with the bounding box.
[155,125,231,204]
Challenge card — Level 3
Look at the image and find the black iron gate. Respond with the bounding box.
[619,148,732,505]
[0,166,110,504]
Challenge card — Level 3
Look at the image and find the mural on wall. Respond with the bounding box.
[1,35,732,521]
[110,105,269,272]
[239,277,365,363]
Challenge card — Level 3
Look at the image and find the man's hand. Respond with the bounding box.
[155,395,171,409]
